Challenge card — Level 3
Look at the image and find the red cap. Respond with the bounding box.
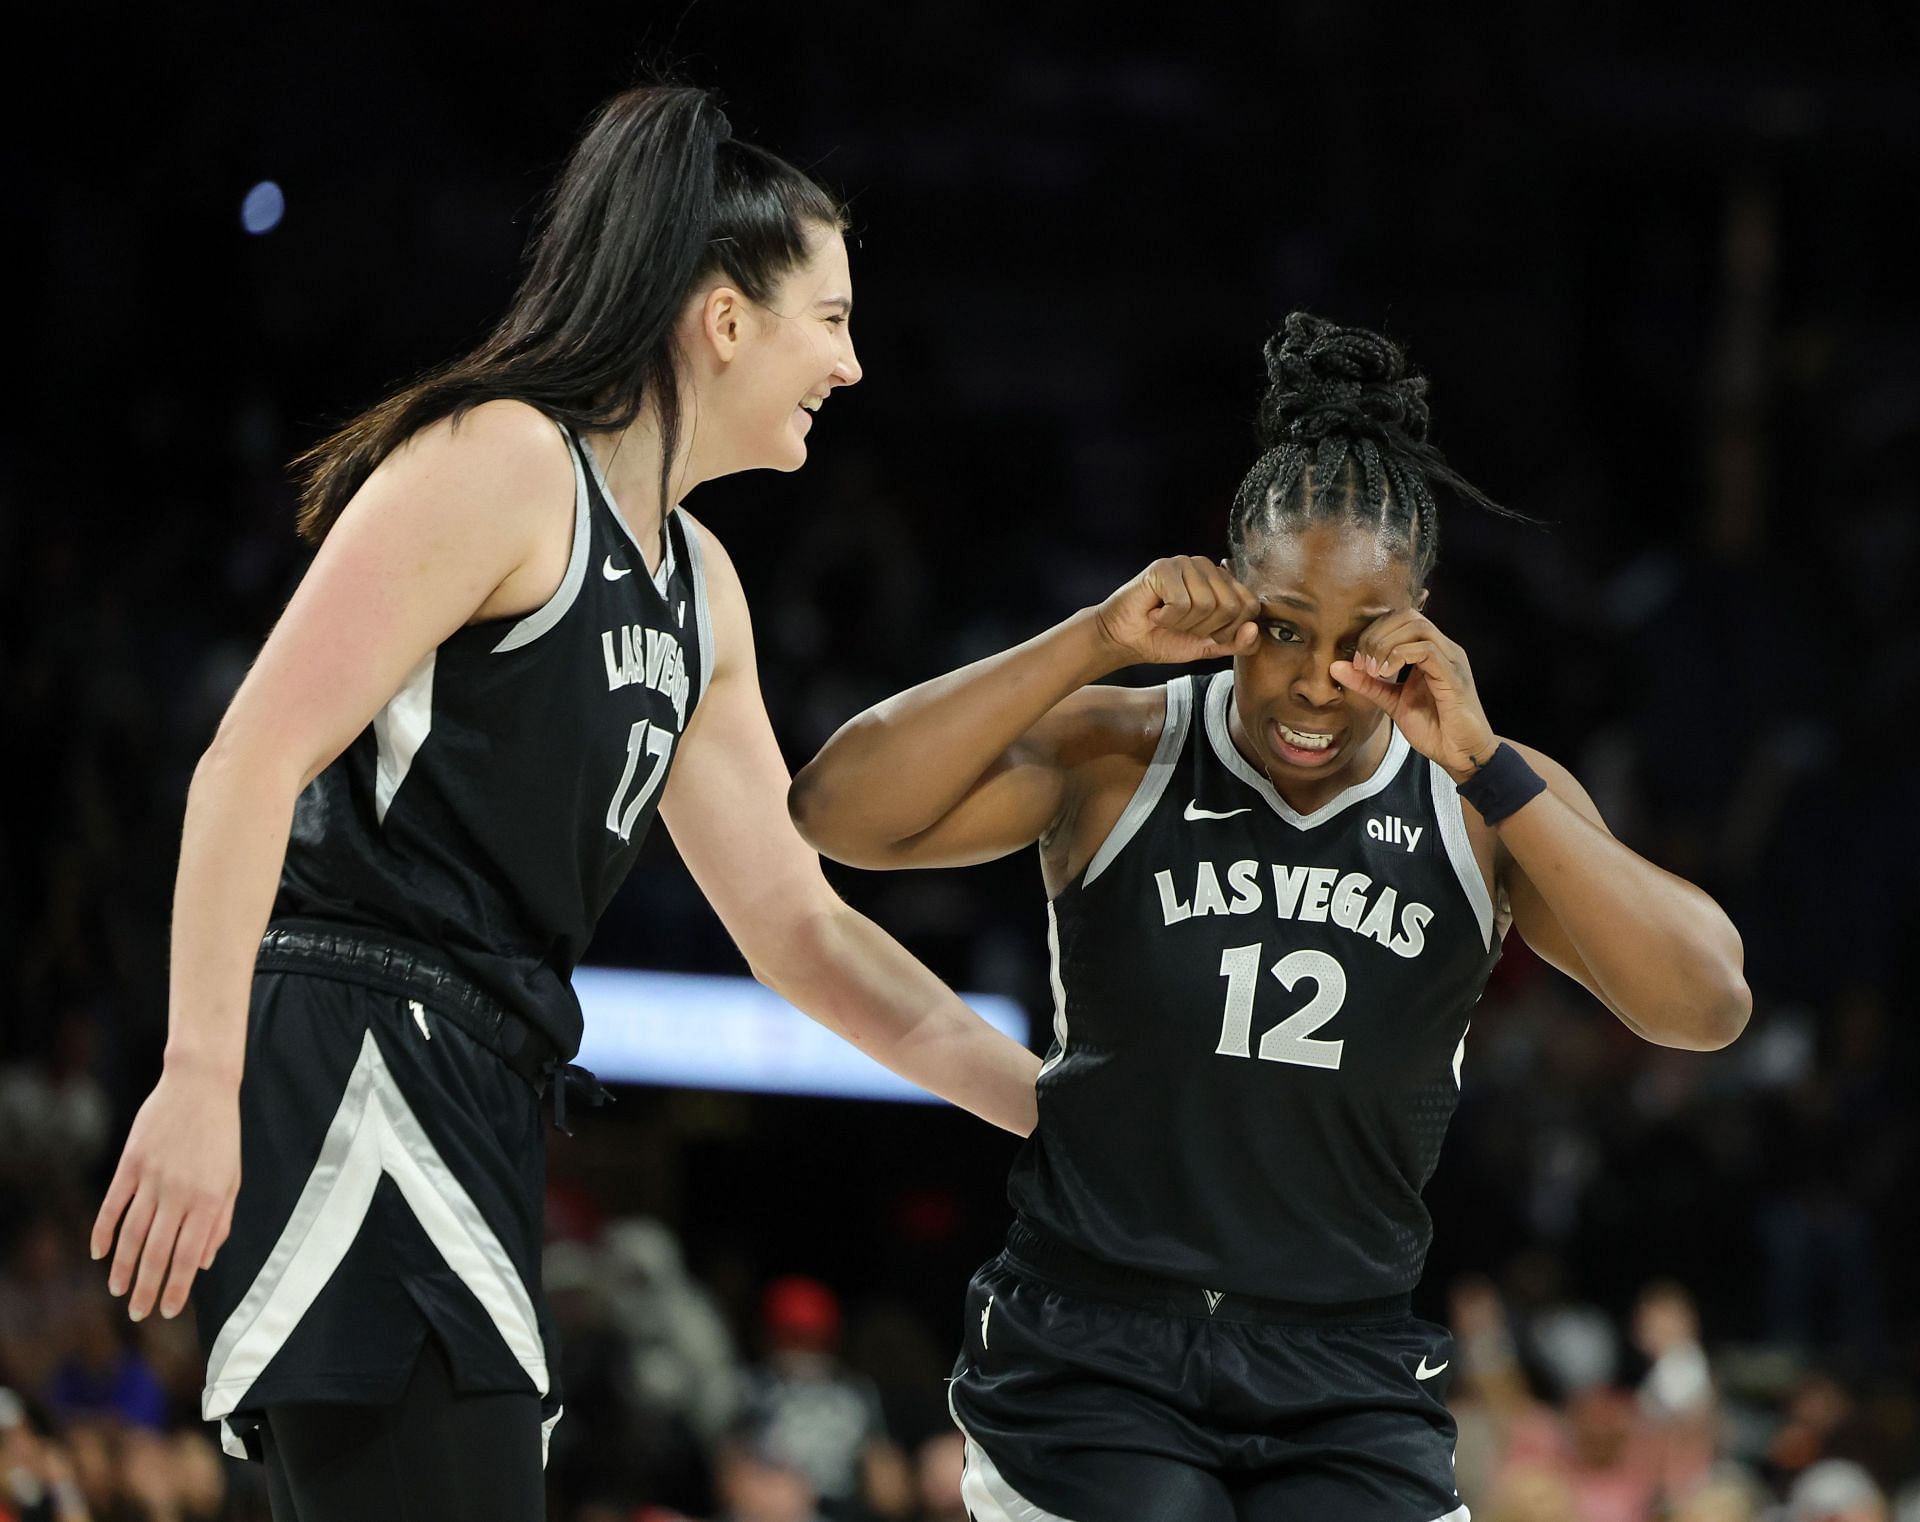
[761,1275,842,1351]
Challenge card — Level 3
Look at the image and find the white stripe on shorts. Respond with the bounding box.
[947,1370,1078,1522]
[961,1436,1080,1522]
[202,1030,549,1428]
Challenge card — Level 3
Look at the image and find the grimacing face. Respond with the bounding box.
[1229,518,1427,806]
[729,225,862,473]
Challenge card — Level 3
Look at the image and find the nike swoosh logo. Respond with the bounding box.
[1415,1357,1449,1381]
[1185,801,1252,821]
[603,555,632,581]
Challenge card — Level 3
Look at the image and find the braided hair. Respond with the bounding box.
[1228,313,1518,586]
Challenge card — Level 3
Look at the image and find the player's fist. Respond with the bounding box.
[1093,557,1261,669]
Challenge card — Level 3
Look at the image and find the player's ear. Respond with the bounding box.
[1414,586,1431,614]
[695,284,745,364]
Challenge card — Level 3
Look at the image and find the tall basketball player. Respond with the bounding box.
[789,314,1750,1521]
[88,86,1039,1522]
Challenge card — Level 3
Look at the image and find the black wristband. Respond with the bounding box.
[1456,742,1546,824]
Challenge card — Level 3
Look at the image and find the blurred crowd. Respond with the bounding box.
[9,1193,1920,1521]
[6,5,1918,1520]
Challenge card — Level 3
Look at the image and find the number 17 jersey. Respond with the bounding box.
[1007,671,1501,1304]
[275,421,712,1060]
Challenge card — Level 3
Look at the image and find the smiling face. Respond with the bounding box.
[1230,518,1426,805]
[693,224,862,476]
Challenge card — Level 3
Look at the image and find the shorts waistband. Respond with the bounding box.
[1002,1217,1412,1326]
[257,920,558,1092]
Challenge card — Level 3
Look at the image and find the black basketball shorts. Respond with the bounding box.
[946,1238,1467,1522]
[193,963,561,1463]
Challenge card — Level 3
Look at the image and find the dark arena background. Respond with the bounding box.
[6,6,1919,1520]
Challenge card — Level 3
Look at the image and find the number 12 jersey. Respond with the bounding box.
[1008,671,1502,1303]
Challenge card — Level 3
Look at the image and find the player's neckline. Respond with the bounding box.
[577,433,676,593]
[1204,672,1409,830]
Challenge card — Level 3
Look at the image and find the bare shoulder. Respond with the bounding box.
[378,398,572,502]
[344,399,574,557]
[351,400,577,623]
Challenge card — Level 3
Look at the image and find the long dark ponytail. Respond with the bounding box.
[293,84,845,543]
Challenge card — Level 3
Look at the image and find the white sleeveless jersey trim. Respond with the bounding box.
[372,652,436,825]
[491,425,593,655]
[678,513,717,707]
[1036,901,1070,1080]
[202,1029,549,1426]
[1203,671,1409,829]
[1429,757,1495,949]
[1079,678,1192,890]
[578,431,677,590]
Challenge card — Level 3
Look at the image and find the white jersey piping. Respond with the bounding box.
[1079,678,1192,890]
[491,424,593,654]
[1203,671,1409,829]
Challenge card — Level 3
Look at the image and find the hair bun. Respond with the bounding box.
[1257,311,1432,451]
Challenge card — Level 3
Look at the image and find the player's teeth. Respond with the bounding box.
[1280,725,1332,749]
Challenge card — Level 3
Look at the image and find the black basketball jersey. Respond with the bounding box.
[276,421,712,1057]
[1007,670,1501,1303]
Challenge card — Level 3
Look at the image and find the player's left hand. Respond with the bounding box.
[1330,612,1495,781]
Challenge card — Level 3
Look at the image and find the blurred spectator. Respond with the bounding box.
[1669,1469,1767,1522]
[602,1219,740,1446]
[1787,1459,1889,1522]
[1509,1251,1620,1401]
[1770,1373,1860,1490]
[711,1415,831,1522]
[910,1431,966,1522]
[0,1216,92,1399]
[1530,1385,1661,1522]
[1634,1279,1720,1500]
[1,1387,90,1522]
[0,1014,111,1192]
[542,1230,715,1513]
[738,1278,911,1521]
[1451,1274,1555,1506]
[1482,1465,1578,1522]
[43,1303,165,1434]
[1635,1280,1714,1422]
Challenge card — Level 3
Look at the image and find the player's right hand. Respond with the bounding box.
[1092,556,1261,668]
[90,1060,241,1321]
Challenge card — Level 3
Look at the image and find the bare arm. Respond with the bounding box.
[788,557,1261,871]
[660,517,1040,1134]
[1332,613,1751,1053]
[1488,743,1750,1051]
[91,400,573,1319]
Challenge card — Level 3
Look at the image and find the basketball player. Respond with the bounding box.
[88,86,1040,1521]
[789,314,1750,1521]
